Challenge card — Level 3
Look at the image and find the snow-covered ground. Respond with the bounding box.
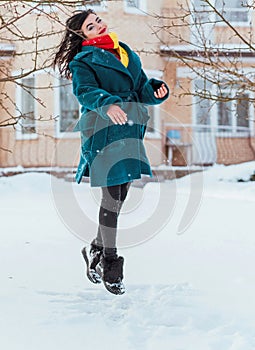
[1,162,255,350]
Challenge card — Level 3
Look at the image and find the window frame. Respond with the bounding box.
[30,1,57,14]
[191,75,254,137]
[192,78,214,132]
[144,70,163,139]
[190,0,215,46]
[214,0,252,27]
[145,104,161,139]
[215,89,253,137]
[54,77,80,139]
[77,0,108,12]
[191,0,252,28]
[123,0,147,15]
[15,74,38,141]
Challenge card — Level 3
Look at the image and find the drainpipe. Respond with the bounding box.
[248,130,255,159]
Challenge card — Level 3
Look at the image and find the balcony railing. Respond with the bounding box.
[163,123,255,166]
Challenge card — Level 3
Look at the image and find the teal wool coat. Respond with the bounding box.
[69,42,169,187]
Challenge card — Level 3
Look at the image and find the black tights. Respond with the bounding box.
[92,182,131,259]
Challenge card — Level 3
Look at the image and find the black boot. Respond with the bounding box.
[96,256,125,295]
[81,244,103,284]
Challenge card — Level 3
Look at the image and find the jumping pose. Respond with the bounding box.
[53,9,169,295]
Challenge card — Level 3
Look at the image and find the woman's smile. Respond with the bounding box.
[99,27,107,34]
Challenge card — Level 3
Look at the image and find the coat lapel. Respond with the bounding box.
[80,43,142,89]
[119,42,142,84]
[92,48,133,81]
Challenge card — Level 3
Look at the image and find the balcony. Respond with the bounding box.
[0,43,15,58]
[163,123,255,166]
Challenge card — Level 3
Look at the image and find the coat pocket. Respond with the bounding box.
[78,111,109,153]
[90,114,110,152]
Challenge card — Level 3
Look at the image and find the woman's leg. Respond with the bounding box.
[95,182,131,259]
[82,183,130,287]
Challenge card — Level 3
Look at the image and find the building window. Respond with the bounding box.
[31,1,57,13]
[21,77,36,134]
[124,0,147,14]
[79,0,108,11]
[145,104,160,138]
[193,78,213,131]
[236,95,250,128]
[191,0,250,27]
[215,0,250,24]
[126,0,139,7]
[190,0,214,46]
[193,77,252,135]
[144,70,162,138]
[190,0,250,46]
[217,92,250,134]
[58,78,80,134]
[193,79,252,136]
[146,105,156,132]
[16,76,37,139]
[191,0,210,23]
[217,96,232,131]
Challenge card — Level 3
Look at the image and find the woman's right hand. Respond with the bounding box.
[106,105,127,125]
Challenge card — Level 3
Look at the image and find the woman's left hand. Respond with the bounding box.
[154,83,168,99]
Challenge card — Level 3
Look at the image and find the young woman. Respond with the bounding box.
[53,9,169,295]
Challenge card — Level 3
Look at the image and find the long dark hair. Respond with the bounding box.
[53,10,95,79]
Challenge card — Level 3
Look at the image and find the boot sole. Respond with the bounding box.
[103,281,125,295]
[96,264,125,295]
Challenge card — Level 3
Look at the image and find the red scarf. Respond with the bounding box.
[82,32,129,67]
[82,33,120,60]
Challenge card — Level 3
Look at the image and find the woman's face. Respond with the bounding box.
[81,13,108,39]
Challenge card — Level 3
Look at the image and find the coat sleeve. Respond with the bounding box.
[137,69,170,105]
[69,59,123,120]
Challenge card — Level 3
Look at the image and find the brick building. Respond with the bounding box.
[0,0,254,171]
